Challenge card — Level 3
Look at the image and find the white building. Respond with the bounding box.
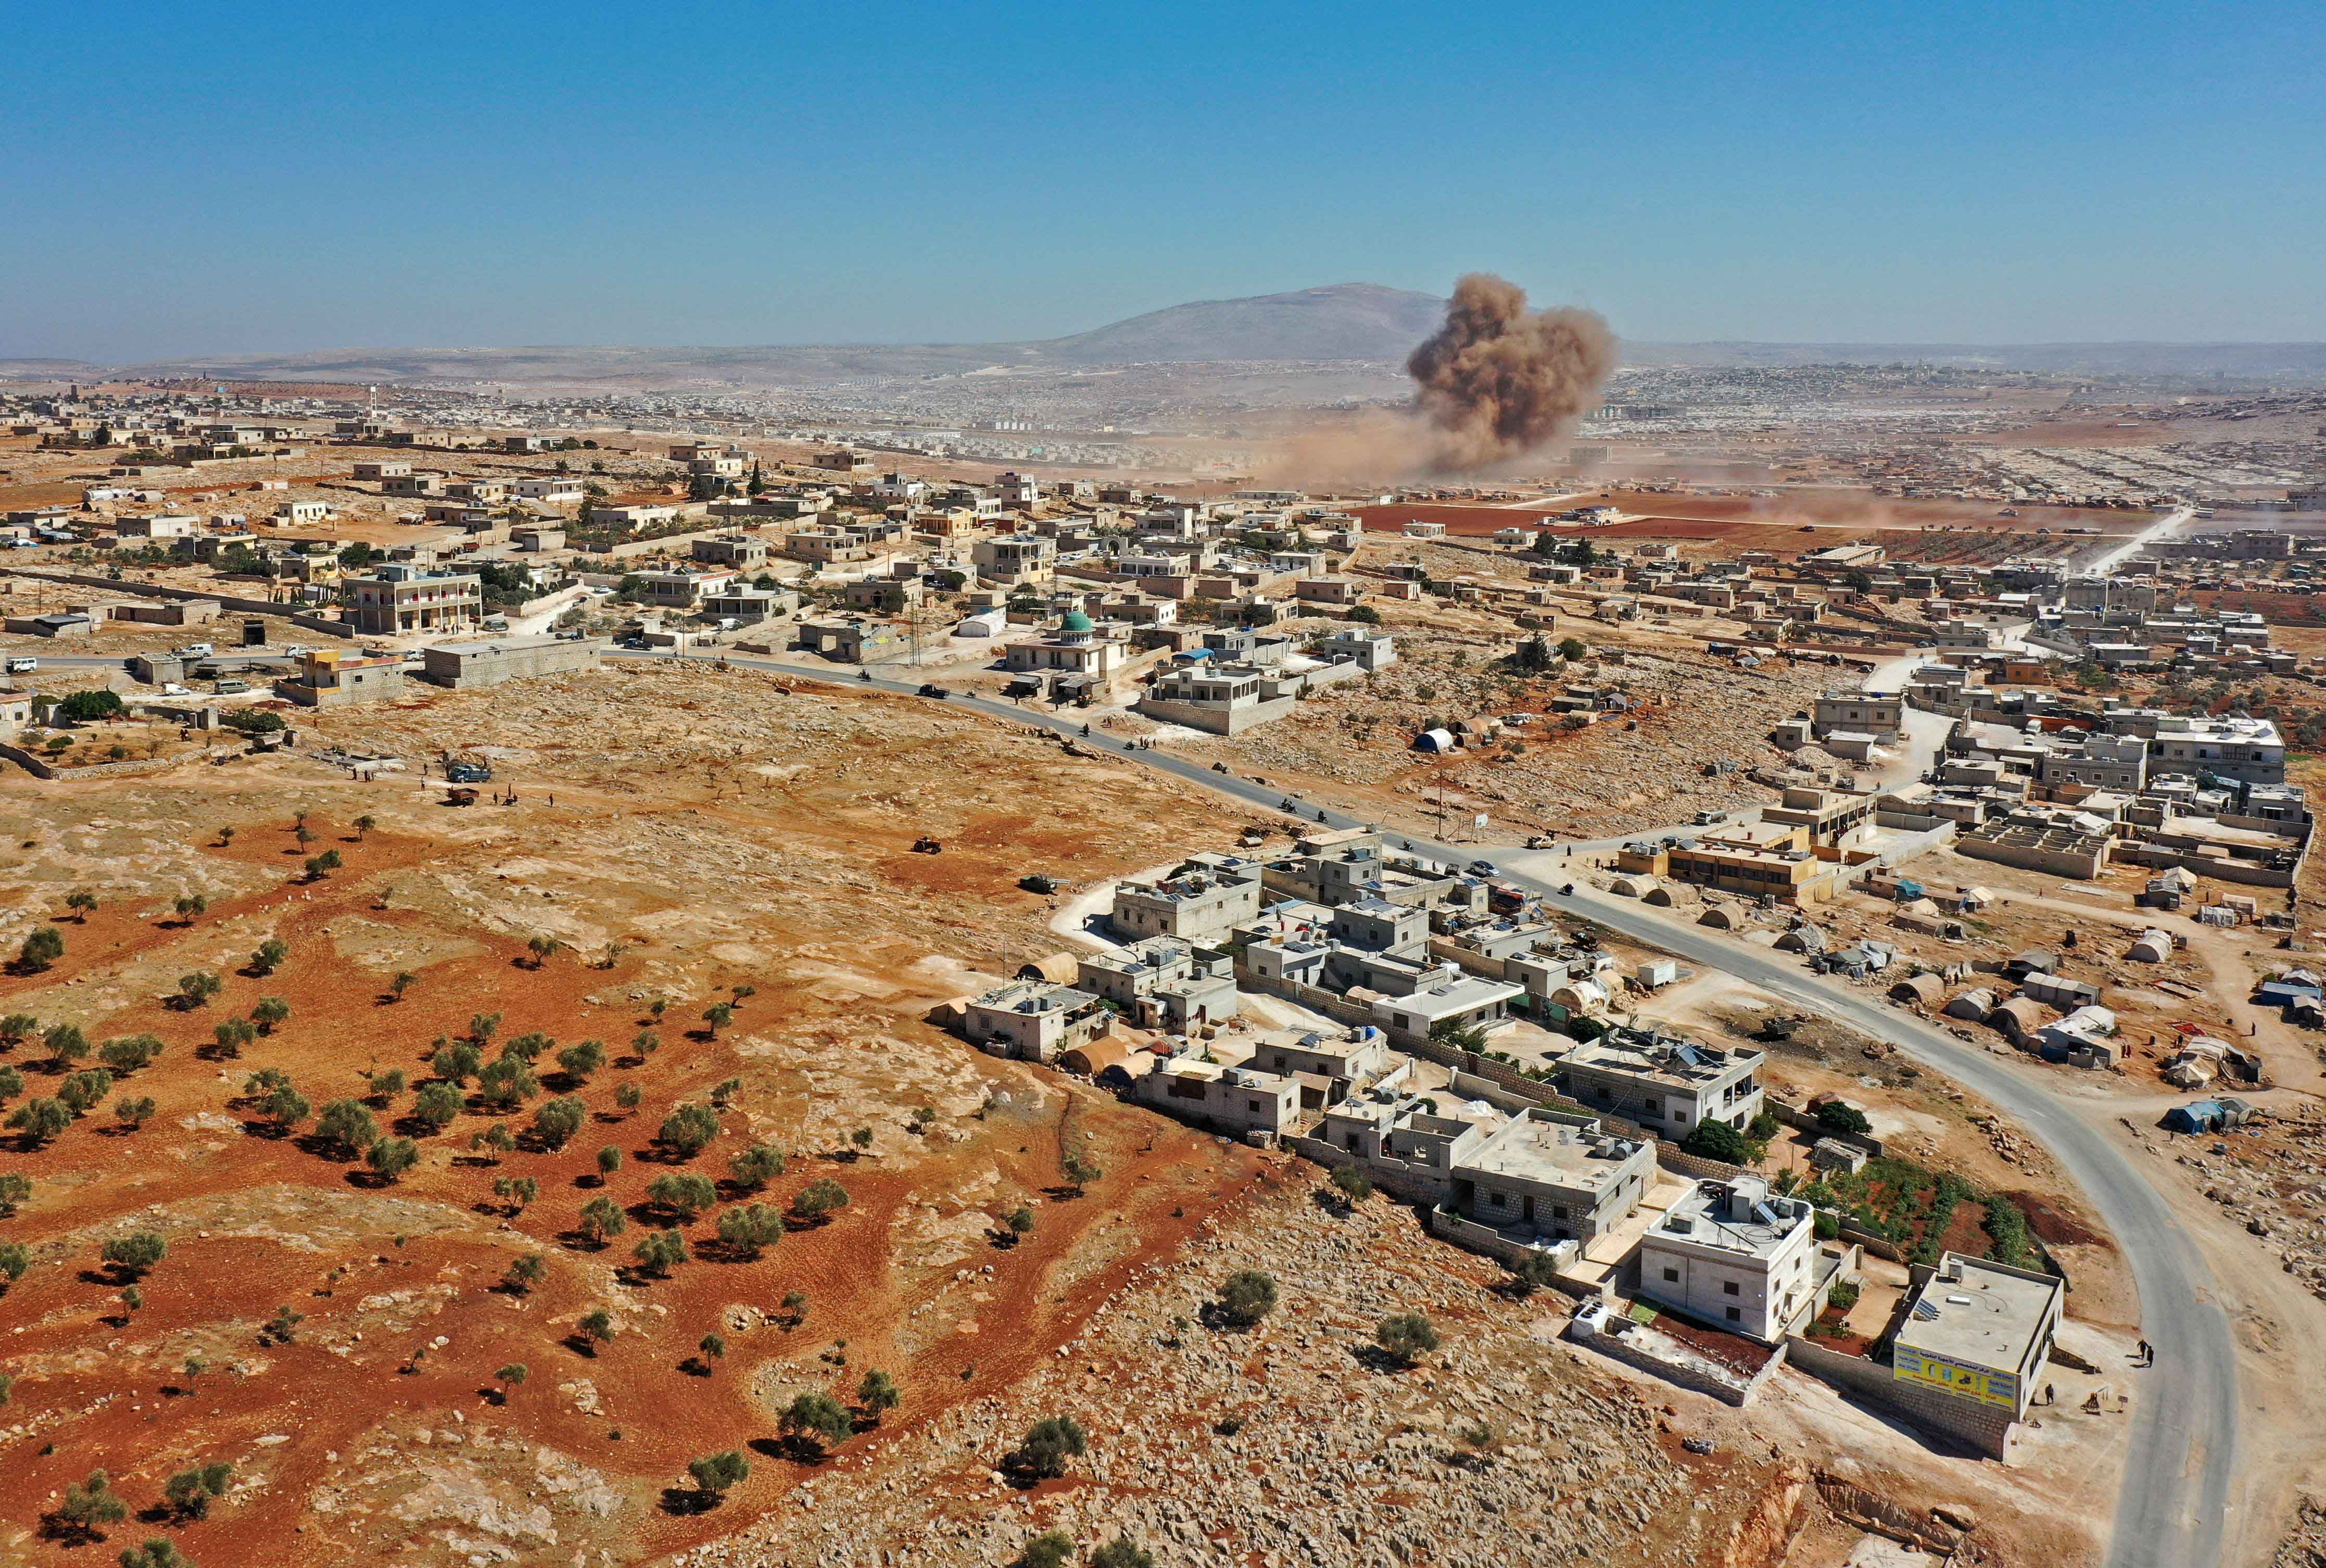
[1638,1175,1820,1342]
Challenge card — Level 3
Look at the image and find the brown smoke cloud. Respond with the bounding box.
[1407,272,1617,469]
[1259,273,1616,486]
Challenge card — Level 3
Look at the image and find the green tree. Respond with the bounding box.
[1018,1415,1088,1479]
[792,1177,849,1223]
[121,1535,198,1568]
[0,1239,30,1285]
[14,926,65,972]
[366,1137,419,1183]
[102,1230,167,1278]
[495,1362,528,1400]
[687,1450,750,1498]
[0,1172,30,1215]
[779,1390,853,1456]
[1682,1119,1750,1164]
[162,1461,233,1520]
[108,1094,152,1130]
[412,1081,464,1130]
[715,1203,783,1258]
[9,1096,72,1145]
[249,938,289,975]
[1426,1016,1490,1055]
[1556,636,1588,662]
[525,934,561,969]
[55,1468,129,1536]
[1508,1249,1561,1296]
[368,1067,408,1103]
[59,1069,114,1116]
[700,1001,734,1036]
[210,1017,256,1058]
[657,1102,720,1158]
[43,1021,89,1066]
[262,1082,311,1133]
[1059,1148,1101,1197]
[1373,1311,1440,1368]
[1004,1205,1035,1241]
[728,1143,785,1190]
[579,1195,627,1246]
[631,1228,688,1277]
[173,894,207,922]
[56,688,125,722]
[596,1144,624,1179]
[556,1039,605,1082]
[387,970,418,1001]
[614,1081,643,1114]
[302,851,342,881]
[648,1171,717,1220]
[315,1098,380,1155]
[476,1056,537,1110]
[431,1040,483,1085]
[502,1253,547,1294]
[856,1368,900,1422]
[1217,1269,1278,1328]
[1815,1100,1873,1138]
[578,1307,617,1352]
[175,971,223,1008]
[252,996,293,1034]
[533,1095,586,1149]
[0,1013,35,1046]
[98,1034,162,1074]
[64,889,98,921]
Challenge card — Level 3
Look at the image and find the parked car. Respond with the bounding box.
[4,656,35,674]
[918,683,951,698]
[1465,858,1497,877]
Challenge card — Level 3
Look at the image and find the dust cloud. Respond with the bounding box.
[1261,273,1616,486]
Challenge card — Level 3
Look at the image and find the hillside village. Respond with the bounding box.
[4,381,2326,1567]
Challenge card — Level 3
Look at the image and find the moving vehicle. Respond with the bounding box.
[4,657,35,674]
[918,683,951,698]
[1465,858,1497,877]
[173,642,214,659]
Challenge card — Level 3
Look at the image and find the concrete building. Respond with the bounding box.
[1556,1027,1764,1135]
[1812,690,1903,742]
[1888,1251,2064,1455]
[114,512,199,539]
[971,534,1056,585]
[692,534,769,570]
[1639,1175,1819,1341]
[634,570,736,610]
[344,565,483,636]
[1449,1109,1654,1244]
[418,635,601,689]
[1136,1059,1300,1142]
[2151,714,2284,786]
[1073,935,1239,1031]
[277,648,407,708]
[1246,1025,1396,1109]
[1369,973,1522,1046]
[1001,611,1126,680]
[1108,861,1263,945]
[960,979,1111,1065]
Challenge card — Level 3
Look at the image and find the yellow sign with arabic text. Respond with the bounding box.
[1893,1347,2019,1410]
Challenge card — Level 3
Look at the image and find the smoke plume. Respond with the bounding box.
[1406,272,1616,469]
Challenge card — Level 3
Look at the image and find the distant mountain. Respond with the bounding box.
[1035,283,1448,364]
[9,284,2324,387]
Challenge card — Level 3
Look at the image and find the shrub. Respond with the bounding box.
[1089,1538,1155,1568]
[1748,1109,1781,1140]
[1812,1209,1841,1241]
[1826,1281,1861,1313]
[1017,1532,1073,1568]
[163,1461,233,1520]
[1018,1414,1088,1478]
[1329,1165,1372,1204]
[1373,1311,1440,1367]
[688,1450,750,1497]
[1217,1268,1279,1327]
[1815,1100,1873,1138]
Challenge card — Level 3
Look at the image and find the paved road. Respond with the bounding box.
[609,646,2236,1568]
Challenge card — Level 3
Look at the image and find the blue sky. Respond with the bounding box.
[3,0,2320,358]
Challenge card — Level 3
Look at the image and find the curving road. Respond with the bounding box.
[607,646,2237,1568]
